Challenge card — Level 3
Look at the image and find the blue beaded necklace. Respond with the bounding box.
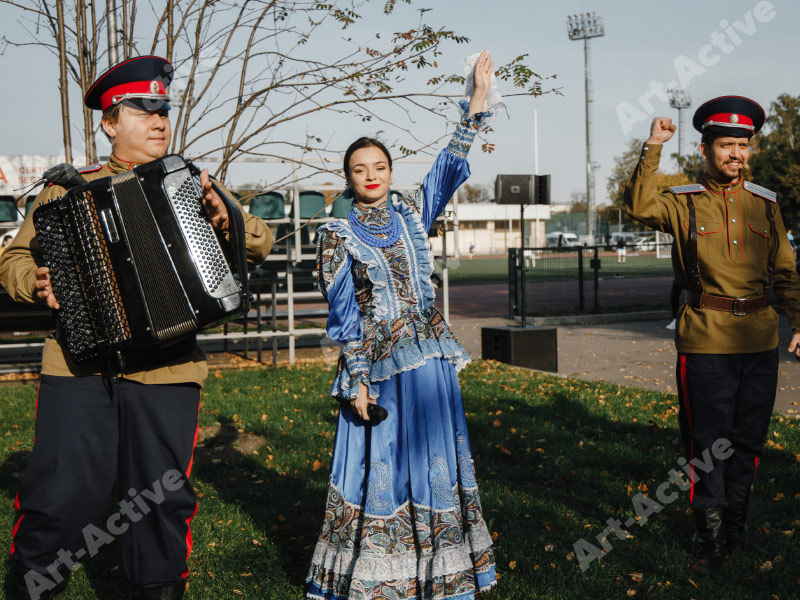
[347,198,401,248]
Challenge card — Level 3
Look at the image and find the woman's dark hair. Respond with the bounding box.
[343,137,392,184]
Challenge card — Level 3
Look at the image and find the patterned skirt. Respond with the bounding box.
[306,357,496,600]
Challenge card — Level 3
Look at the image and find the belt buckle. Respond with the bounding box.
[732,298,748,316]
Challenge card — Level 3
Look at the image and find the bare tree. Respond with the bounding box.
[460,182,491,203]
[2,1,556,188]
[569,190,587,213]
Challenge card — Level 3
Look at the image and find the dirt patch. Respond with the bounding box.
[195,423,267,465]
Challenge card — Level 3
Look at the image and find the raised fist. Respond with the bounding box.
[646,118,676,145]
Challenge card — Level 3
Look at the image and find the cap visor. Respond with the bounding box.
[122,98,172,112]
[702,125,753,138]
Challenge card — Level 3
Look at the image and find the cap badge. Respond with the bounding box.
[730,113,739,124]
[150,80,160,94]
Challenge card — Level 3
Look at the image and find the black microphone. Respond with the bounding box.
[366,403,388,423]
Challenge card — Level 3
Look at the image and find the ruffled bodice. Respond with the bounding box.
[317,111,484,400]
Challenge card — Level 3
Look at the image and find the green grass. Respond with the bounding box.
[1,362,799,599]
[438,253,674,287]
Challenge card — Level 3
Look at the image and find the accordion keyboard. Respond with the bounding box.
[35,191,132,362]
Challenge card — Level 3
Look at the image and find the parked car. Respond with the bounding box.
[545,232,580,248]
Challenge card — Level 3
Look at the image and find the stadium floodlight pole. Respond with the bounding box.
[107,0,119,67]
[668,88,692,160]
[567,12,605,244]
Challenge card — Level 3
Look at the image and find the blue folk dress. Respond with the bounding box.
[306,111,497,600]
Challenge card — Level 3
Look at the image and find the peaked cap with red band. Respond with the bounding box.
[84,56,173,112]
[692,95,765,138]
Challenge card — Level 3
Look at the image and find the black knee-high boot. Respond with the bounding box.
[724,481,767,555]
[724,481,751,552]
[694,507,726,574]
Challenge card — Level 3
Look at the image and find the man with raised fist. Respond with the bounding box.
[624,96,800,575]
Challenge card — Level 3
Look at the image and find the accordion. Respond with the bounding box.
[33,154,249,365]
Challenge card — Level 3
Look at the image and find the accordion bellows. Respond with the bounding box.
[34,155,246,365]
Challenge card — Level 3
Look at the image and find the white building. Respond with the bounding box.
[429,202,551,256]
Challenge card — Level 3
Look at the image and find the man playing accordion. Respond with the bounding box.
[0,56,272,599]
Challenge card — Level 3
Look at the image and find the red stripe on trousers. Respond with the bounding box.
[11,381,42,555]
[679,354,695,503]
[181,503,199,580]
[181,396,201,579]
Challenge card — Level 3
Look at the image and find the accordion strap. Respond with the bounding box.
[211,180,251,310]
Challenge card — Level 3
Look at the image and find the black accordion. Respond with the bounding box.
[33,154,249,365]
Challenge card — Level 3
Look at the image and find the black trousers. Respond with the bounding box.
[10,375,200,588]
[676,349,777,511]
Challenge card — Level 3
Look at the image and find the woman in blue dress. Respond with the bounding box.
[306,51,498,600]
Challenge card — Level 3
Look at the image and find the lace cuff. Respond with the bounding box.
[331,340,377,401]
[447,100,491,159]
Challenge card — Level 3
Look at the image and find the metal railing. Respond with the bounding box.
[0,192,457,372]
[509,243,675,316]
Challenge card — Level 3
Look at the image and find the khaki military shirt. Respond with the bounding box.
[625,143,800,354]
[0,154,273,386]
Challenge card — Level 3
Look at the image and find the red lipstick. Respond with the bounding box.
[365,184,380,190]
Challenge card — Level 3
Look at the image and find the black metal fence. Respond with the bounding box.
[509,243,675,316]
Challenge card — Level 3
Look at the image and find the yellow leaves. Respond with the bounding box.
[544,544,554,552]
[491,531,499,541]
[626,590,637,597]
[765,439,784,451]
[312,459,324,471]
[628,572,643,582]
[773,492,785,501]
[508,560,517,570]
[251,539,262,546]
[213,370,224,379]
[492,419,502,428]
[759,560,774,573]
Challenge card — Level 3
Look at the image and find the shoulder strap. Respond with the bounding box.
[669,183,707,195]
[744,181,777,203]
[765,201,778,289]
[685,195,704,293]
[211,180,250,310]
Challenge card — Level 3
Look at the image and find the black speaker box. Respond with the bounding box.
[481,326,557,372]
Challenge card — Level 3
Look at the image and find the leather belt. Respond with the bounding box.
[687,292,768,316]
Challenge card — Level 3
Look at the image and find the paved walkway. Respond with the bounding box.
[443,284,800,417]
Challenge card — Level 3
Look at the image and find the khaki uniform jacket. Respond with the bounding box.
[0,154,273,386]
[625,143,800,354]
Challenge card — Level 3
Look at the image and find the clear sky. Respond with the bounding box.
[1,0,798,206]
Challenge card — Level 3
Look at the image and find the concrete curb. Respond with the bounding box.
[517,310,672,326]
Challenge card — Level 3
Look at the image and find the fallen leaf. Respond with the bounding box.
[629,572,643,582]
[759,561,773,573]
[508,561,517,570]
